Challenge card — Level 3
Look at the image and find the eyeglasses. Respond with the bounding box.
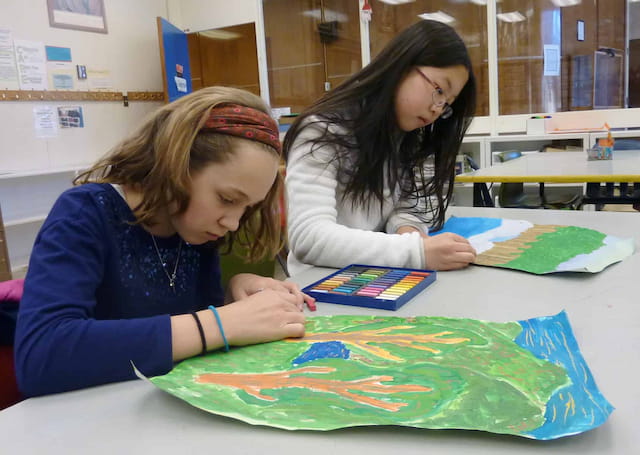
[414,68,453,120]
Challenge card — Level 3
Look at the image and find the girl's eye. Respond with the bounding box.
[435,86,444,96]
[219,195,235,205]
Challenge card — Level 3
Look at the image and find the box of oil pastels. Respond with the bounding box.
[302,264,437,311]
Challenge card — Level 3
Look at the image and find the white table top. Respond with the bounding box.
[456,150,640,183]
[1,207,638,454]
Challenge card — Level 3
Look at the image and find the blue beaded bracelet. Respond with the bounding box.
[208,305,230,352]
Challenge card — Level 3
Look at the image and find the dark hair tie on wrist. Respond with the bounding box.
[190,312,207,356]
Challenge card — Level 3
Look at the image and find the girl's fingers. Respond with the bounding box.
[281,281,301,293]
[285,311,306,324]
[303,293,317,311]
[282,322,306,338]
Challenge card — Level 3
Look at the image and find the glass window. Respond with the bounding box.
[630,1,640,108]
[323,0,363,90]
[263,0,361,114]
[368,0,489,116]
[497,0,627,115]
[262,0,636,120]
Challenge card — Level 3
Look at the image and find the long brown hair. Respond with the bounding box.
[75,86,283,261]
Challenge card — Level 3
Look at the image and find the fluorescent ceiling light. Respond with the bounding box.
[302,9,348,22]
[379,0,415,4]
[418,11,456,24]
[470,0,488,5]
[496,11,526,23]
[551,0,581,6]
[199,29,241,40]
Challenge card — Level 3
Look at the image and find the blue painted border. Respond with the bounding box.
[516,311,614,439]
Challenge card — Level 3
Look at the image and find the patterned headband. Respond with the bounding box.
[202,104,280,153]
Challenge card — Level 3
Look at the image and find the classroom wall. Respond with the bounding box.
[0,0,167,172]
[0,0,168,274]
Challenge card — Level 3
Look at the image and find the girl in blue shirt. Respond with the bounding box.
[15,86,312,396]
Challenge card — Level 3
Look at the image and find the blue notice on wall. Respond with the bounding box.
[45,46,72,62]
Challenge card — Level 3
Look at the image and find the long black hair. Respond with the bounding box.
[283,20,476,230]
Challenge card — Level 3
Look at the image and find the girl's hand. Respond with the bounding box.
[218,289,306,345]
[422,233,476,270]
[228,273,316,311]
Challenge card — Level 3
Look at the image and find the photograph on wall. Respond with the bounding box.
[47,0,108,34]
[57,106,84,128]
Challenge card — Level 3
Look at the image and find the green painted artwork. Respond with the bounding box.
[143,312,612,439]
[436,216,634,273]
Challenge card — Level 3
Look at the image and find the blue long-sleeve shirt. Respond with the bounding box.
[15,183,224,396]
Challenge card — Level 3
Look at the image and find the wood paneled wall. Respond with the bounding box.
[369,0,489,117]
[497,0,559,114]
[263,0,361,113]
[0,207,11,282]
[561,0,627,111]
[323,0,362,90]
[188,23,260,96]
[497,0,626,114]
[261,0,628,116]
[264,0,325,112]
[631,39,640,108]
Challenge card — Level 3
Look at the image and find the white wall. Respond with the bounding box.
[0,0,168,274]
[0,0,167,172]
[170,0,259,32]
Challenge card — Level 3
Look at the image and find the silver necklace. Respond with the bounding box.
[150,234,183,292]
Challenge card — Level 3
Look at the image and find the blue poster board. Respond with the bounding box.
[159,17,192,102]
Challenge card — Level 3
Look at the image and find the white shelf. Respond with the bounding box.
[4,214,47,227]
[0,165,85,180]
[1,169,80,270]
[490,132,589,141]
[10,264,28,279]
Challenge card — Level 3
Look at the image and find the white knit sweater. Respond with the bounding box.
[285,117,433,276]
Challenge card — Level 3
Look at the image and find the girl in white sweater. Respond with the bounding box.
[284,20,477,276]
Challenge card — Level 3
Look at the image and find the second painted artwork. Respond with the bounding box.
[436,216,634,274]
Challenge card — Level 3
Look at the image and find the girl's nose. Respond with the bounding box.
[219,210,242,232]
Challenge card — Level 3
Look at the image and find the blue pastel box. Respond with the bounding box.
[302,264,437,311]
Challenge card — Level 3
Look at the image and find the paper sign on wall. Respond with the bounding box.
[45,45,72,62]
[48,62,75,90]
[14,39,48,90]
[0,28,19,90]
[543,44,560,76]
[174,76,187,93]
[87,68,112,90]
[33,105,58,138]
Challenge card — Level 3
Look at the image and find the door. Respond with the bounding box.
[187,23,260,96]
[157,17,192,102]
